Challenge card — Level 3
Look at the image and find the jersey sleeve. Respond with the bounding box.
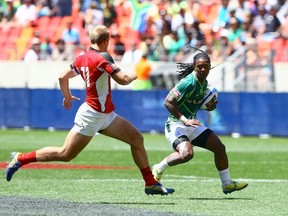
[99,52,121,75]
[170,78,191,101]
[70,62,80,76]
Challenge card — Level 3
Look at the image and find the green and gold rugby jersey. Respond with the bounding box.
[168,73,207,122]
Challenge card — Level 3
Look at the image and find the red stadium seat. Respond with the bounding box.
[0,53,9,60]
[8,27,21,41]
[60,16,73,26]
[0,45,16,60]
[0,28,11,38]
[50,16,61,27]
[72,16,83,30]
[37,16,51,27]
[272,38,287,62]
[2,40,15,49]
[257,40,272,59]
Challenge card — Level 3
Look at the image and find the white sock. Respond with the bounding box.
[156,158,169,171]
[218,168,231,186]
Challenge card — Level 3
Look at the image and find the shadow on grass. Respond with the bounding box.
[0,196,179,216]
[100,202,176,205]
[189,197,253,200]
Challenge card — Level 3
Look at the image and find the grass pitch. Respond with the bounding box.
[0,129,287,216]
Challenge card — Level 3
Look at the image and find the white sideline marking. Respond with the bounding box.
[75,176,288,183]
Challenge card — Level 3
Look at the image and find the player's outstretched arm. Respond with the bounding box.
[111,70,138,85]
[59,69,80,110]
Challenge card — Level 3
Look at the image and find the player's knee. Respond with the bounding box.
[213,142,226,156]
[221,143,226,151]
[130,132,144,146]
[61,154,75,162]
[180,150,194,162]
[217,142,226,153]
[59,149,76,162]
[137,132,144,144]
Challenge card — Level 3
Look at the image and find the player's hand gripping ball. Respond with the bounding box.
[199,87,218,110]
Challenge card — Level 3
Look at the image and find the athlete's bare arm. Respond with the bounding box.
[111,70,138,85]
[59,69,80,110]
[165,93,202,127]
[164,93,182,119]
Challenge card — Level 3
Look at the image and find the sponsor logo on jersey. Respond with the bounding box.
[172,89,181,99]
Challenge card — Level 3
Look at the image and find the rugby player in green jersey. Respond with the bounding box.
[152,49,248,194]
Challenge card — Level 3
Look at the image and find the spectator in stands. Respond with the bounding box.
[214,0,230,31]
[174,21,206,62]
[277,1,288,37]
[57,0,72,17]
[0,0,17,29]
[40,35,53,60]
[240,15,256,44]
[30,31,52,60]
[230,0,255,23]
[187,20,206,47]
[222,17,243,55]
[44,0,59,17]
[154,9,172,40]
[133,52,153,90]
[61,20,80,54]
[81,0,100,13]
[14,0,37,27]
[0,1,6,20]
[277,0,288,22]
[23,38,42,62]
[162,31,186,62]
[37,0,50,17]
[169,0,188,16]
[30,30,51,60]
[62,20,80,46]
[111,32,125,61]
[37,0,59,17]
[259,4,282,40]
[113,0,131,28]
[103,0,117,28]
[139,35,160,61]
[121,42,143,65]
[239,16,258,66]
[83,1,103,34]
[171,4,194,32]
[227,16,243,39]
[143,14,158,39]
[251,4,267,38]
[211,28,230,61]
[51,39,74,61]
[225,8,242,28]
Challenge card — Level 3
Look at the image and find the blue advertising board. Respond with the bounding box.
[0,88,288,136]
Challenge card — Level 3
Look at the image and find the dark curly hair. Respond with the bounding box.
[177,47,211,79]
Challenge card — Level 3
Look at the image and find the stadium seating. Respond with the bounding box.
[257,40,272,59]
[37,16,50,27]
[0,0,287,62]
[0,27,20,60]
[272,38,288,62]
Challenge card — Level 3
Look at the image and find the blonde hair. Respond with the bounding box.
[89,25,110,44]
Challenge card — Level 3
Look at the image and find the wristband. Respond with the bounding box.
[179,115,188,124]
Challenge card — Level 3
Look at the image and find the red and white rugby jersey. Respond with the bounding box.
[70,47,121,113]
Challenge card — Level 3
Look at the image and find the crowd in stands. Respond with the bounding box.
[0,0,287,63]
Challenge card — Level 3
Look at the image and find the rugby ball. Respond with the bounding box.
[199,87,218,110]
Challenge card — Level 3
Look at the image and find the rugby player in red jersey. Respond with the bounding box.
[6,25,174,195]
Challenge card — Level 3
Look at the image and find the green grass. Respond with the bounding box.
[0,129,288,216]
